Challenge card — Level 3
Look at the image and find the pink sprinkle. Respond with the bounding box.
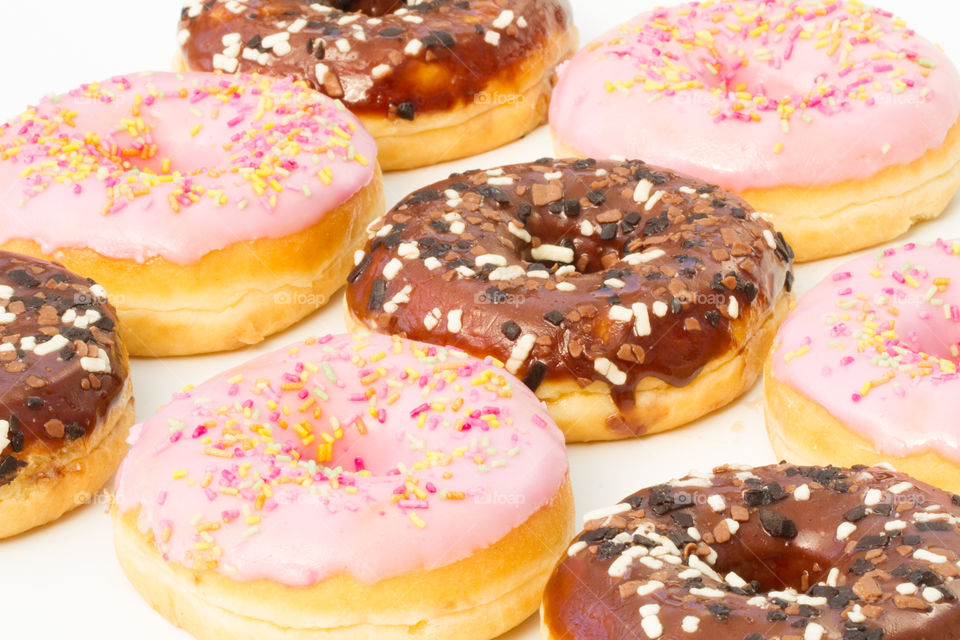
[354,457,365,472]
[851,393,862,403]
[227,383,239,396]
[157,491,167,506]
[532,414,547,428]
[425,482,437,493]
[192,425,207,439]
[951,306,960,323]
[837,288,852,296]
[833,272,852,281]
[409,403,429,417]
[840,356,855,367]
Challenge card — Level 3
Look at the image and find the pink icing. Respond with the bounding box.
[550,1,960,192]
[772,240,960,462]
[0,72,377,264]
[114,333,569,586]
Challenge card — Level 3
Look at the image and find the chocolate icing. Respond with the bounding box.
[179,0,573,117]
[0,252,127,486]
[543,463,960,640]
[345,158,793,426]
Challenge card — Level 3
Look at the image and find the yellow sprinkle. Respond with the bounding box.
[409,513,426,528]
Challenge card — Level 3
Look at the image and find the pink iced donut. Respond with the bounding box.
[113,332,573,640]
[765,239,960,493]
[550,1,960,261]
[0,71,384,356]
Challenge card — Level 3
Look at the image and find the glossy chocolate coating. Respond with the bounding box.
[0,252,127,485]
[179,0,573,116]
[345,158,793,422]
[543,463,960,640]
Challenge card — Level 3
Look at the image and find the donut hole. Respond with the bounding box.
[324,0,406,17]
[712,536,835,594]
[323,428,435,476]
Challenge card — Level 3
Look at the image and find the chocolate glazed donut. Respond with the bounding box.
[542,463,960,640]
[178,0,577,170]
[0,251,133,538]
[345,158,794,441]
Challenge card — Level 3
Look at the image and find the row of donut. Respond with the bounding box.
[0,1,958,639]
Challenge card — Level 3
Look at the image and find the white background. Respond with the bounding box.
[2,1,960,638]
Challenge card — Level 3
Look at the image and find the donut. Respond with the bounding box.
[0,71,384,357]
[542,462,960,640]
[176,0,577,171]
[112,332,573,640]
[765,239,960,495]
[549,0,960,262]
[0,250,133,538]
[344,158,794,441]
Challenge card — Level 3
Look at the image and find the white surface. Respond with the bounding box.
[2,1,960,638]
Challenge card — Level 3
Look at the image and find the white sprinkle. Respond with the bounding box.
[34,334,69,357]
[382,258,403,281]
[0,419,9,451]
[19,336,36,352]
[488,266,525,281]
[579,220,594,236]
[644,191,664,211]
[455,266,476,278]
[424,257,442,271]
[508,221,532,242]
[447,310,463,333]
[487,176,513,186]
[681,616,700,633]
[404,39,423,56]
[505,334,536,374]
[609,305,633,323]
[335,38,351,53]
[923,587,944,603]
[804,623,825,640]
[624,249,665,265]
[728,296,740,319]
[567,541,587,556]
[719,572,747,590]
[0,311,15,324]
[915,549,949,564]
[178,28,192,45]
[885,520,907,531]
[397,242,419,260]
[0,285,13,299]
[639,556,664,570]
[652,301,668,317]
[763,229,778,250]
[633,303,651,337]
[556,282,577,292]
[492,9,515,29]
[826,567,840,587]
[889,482,914,495]
[797,595,827,607]
[517,16,527,28]
[315,62,332,84]
[272,39,292,56]
[637,580,664,596]
[707,494,727,512]
[531,244,574,264]
[449,221,465,235]
[475,254,507,267]
[847,605,866,623]
[287,18,307,33]
[864,488,883,506]
[594,358,627,385]
[836,522,857,541]
[896,582,918,595]
[212,54,239,73]
[484,30,501,46]
[640,615,662,639]
[688,555,723,582]
[261,32,290,48]
[604,278,626,289]
[543,171,563,181]
[582,502,631,524]
[80,350,111,374]
[724,518,741,535]
[371,64,392,79]
[423,308,441,330]
[794,484,811,501]
[633,179,653,204]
